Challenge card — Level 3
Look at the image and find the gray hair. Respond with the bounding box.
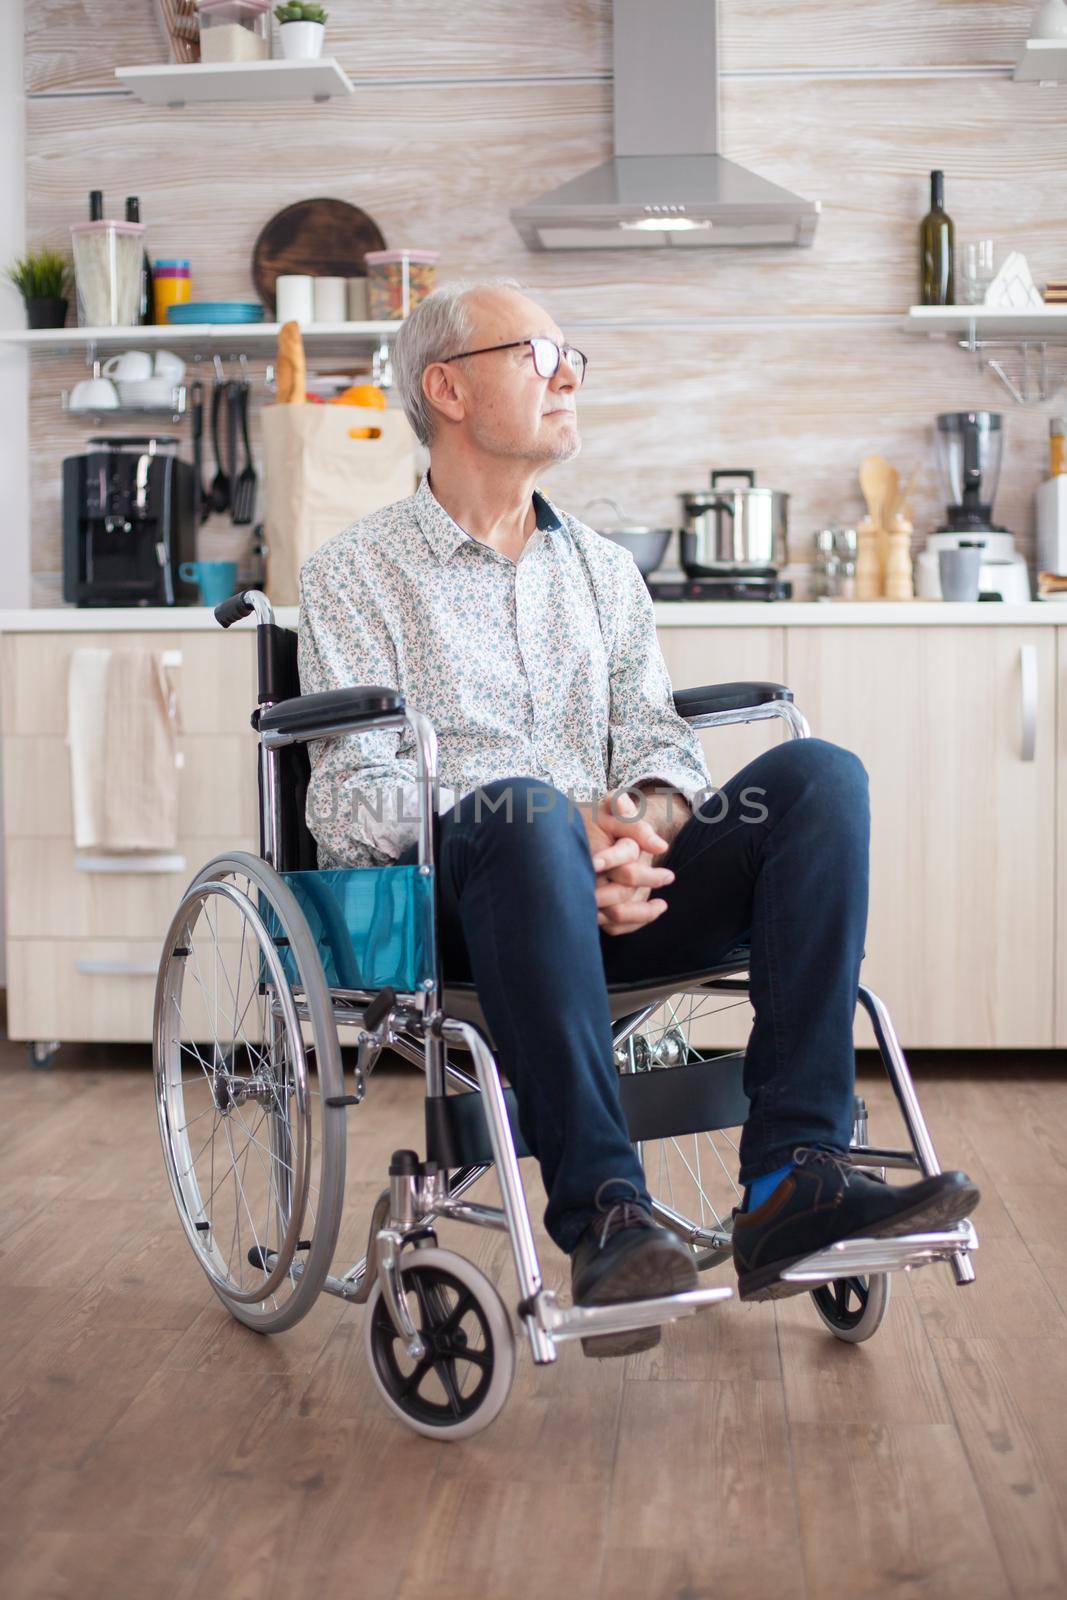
[392,278,523,447]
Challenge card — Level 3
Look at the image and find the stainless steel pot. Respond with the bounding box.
[680,470,789,575]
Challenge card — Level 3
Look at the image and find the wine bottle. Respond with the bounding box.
[920,169,955,305]
[125,196,154,326]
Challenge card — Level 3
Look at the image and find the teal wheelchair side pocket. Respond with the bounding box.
[266,865,437,994]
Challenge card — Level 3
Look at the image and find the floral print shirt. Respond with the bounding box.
[297,472,712,868]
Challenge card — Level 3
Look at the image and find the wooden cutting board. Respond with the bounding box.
[252,199,387,315]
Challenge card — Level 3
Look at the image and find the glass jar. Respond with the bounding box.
[70,219,145,327]
[364,250,440,320]
[812,527,839,598]
[198,0,271,63]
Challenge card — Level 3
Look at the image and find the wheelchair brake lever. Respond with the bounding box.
[325,989,397,1108]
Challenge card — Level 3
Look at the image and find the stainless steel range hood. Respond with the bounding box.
[511,0,819,252]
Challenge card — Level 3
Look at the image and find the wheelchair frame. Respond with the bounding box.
[156,589,977,1435]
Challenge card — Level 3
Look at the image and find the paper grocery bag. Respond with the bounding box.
[261,404,417,605]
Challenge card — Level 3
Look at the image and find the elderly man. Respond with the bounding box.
[298,281,978,1355]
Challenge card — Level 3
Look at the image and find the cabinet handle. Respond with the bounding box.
[75,957,158,977]
[1019,644,1037,762]
[74,852,187,874]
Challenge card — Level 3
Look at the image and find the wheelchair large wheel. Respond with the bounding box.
[364,1248,515,1441]
[154,851,346,1335]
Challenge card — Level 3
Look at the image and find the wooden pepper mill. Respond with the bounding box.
[884,510,915,600]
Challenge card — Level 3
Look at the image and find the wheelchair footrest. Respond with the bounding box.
[528,1284,732,1344]
[779,1220,977,1283]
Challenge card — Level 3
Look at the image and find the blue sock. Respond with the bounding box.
[744,1161,794,1213]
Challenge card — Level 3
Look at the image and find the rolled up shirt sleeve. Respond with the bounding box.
[297,549,457,866]
[605,558,713,804]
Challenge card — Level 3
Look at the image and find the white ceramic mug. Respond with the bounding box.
[102,350,153,382]
[117,376,178,406]
[152,348,186,381]
[345,276,369,321]
[313,276,347,323]
[275,274,314,326]
[69,375,120,410]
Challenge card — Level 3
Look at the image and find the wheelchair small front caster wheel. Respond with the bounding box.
[364,1247,515,1440]
[28,1040,61,1071]
[810,1272,890,1343]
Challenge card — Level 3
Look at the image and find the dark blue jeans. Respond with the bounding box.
[398,738,870,1253]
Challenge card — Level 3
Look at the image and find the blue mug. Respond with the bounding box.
[179,560,238,608]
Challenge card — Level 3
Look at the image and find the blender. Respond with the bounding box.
[914,412,1031,601]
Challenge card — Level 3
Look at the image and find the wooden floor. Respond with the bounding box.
[2,1043,1066,1600]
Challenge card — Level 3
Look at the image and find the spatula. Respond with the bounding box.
[232,381,257,526]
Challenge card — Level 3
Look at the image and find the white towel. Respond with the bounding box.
[67,647,181,852]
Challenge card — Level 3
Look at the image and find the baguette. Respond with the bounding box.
[275,319,306,405]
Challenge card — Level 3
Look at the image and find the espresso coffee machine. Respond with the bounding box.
[914,412,1031,602]
[62,435,198,607]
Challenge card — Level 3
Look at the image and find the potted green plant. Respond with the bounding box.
[275,2,327,59]
[5,247,70,328]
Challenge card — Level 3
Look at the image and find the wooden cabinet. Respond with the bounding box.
[784,627,1058,1049]
[1,629,258,1048]
[1,618,1063,1054]
[1057,628,1067,1048]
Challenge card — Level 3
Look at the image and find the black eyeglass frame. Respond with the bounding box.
[439,337,588,384]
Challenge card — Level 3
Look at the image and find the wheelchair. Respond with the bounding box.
[153,589,978,1440]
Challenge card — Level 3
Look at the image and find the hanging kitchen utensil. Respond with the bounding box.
[208,376,231,515]
[189,379,206,526]
[226,379,240,524]
[232,381,257,525]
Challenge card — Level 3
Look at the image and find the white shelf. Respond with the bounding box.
[905,305,1067,339]
[115,58,354,106]
[0,321,400,357]
[1013,38,1067,84]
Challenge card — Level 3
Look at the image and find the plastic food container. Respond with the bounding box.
[152,260,192,325]
[70,220,145,327]
[364,250,439,320]
[198,0,271,62]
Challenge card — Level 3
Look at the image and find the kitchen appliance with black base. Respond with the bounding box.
[62,436,198,607]
[914,412,1031,603]
[647,574,793,601]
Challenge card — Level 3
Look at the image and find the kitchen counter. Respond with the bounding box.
[0,601,1063,631]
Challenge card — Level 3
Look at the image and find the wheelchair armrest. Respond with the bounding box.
[673,681,793,718]
[256,686,405,743]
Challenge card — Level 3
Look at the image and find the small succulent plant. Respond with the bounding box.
[5,247,69,301]
[275,3,328,22]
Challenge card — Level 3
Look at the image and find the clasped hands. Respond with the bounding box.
[577,789,683,937]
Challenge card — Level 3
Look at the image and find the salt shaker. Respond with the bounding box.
[834,525,858,600]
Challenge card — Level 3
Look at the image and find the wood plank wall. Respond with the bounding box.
[21,1,1067,604]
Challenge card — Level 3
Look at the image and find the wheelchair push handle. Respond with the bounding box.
[214,589,274,629]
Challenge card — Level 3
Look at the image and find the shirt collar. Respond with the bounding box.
[414,472,562,564]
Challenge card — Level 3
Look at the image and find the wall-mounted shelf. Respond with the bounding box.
[115,58,354,106]
[905,305,1067,404]
[1013,38,1067,84]
[0,320,400,359]
[905,306,1067,339]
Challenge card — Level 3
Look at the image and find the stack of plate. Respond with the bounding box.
[166,302,266,325]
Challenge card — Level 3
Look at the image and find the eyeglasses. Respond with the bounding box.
[440,337,588,386]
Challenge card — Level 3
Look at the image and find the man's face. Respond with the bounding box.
[433,288,582,466]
